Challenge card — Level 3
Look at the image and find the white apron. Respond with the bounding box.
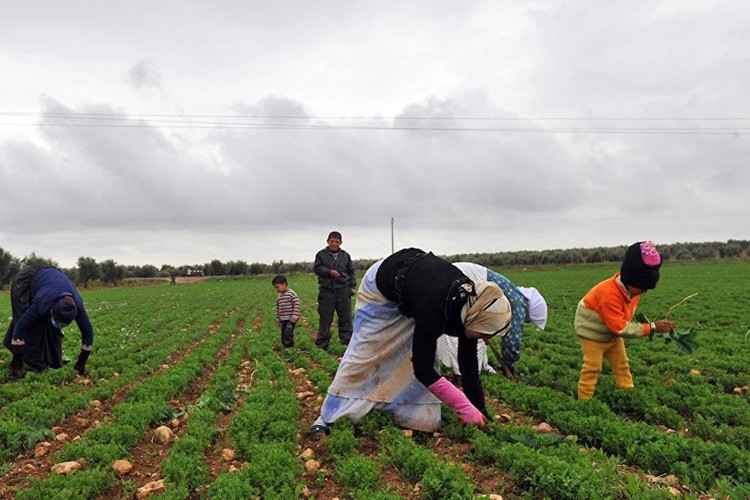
[321,259,442,432]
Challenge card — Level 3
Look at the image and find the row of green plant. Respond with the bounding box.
[517,345,750,450]
[431,411,675,499]
[13,298,251,498]
[509,262,750,454]
[483,375,750,493]
[324,417,409,499]
[378,424,477,499]
[285,262,750,498]
[154,315,255,498]
[0,283,248,462]
[310,384,682,499]
[207,312,305,498]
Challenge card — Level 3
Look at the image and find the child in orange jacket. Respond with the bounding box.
[574,241,676,399]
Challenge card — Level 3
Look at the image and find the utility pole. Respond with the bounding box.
[390,217,394,254]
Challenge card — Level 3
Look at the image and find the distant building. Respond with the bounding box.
[181,268,204,277]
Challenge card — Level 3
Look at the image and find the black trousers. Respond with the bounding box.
[3,267,63,372]
[315,287,353,349]
[280,320,296,348]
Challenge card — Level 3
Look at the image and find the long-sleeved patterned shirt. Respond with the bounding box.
[275,289,301,322]
[453,263,528,369]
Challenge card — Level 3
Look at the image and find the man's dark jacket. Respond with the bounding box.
[313,248,356,291]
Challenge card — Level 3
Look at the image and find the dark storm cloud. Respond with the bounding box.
[7,88,744,252]
[217,92,587,231]
[0,90,592,246]
[1,97,212,232]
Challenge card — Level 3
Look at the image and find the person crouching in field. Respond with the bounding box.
[3,266,95,379]
[308,248,512,437]
[437,262,548,380]
[575,241,676,399]
[272,275,301,348]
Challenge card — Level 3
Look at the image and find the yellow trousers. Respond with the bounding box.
[578,336,633,399]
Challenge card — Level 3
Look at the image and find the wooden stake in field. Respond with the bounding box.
[485,338,515,381]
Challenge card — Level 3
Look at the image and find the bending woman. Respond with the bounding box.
[437,262,548,378]
[309,248,512,435]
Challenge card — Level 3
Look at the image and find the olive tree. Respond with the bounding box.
[77,256,101,287]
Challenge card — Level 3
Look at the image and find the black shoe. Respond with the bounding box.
[308,424,330,438]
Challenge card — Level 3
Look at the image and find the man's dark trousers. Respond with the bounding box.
[315,288,353,350]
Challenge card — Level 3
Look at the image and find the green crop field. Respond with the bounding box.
[0,259,749,498]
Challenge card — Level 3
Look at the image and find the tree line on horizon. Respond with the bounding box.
[0,239,747,289]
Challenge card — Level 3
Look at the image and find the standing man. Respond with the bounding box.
[3,266,94,379]
[313,231,356,350]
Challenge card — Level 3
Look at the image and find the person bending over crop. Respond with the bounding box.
[3,267,95,379]
[437,262,548,380]
[575,241,676,399]
[309,248,512,436]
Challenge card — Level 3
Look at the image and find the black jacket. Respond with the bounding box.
[314,248,356,291]
[376,248,487,415]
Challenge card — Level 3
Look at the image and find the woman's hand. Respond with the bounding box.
[428,377,487,428]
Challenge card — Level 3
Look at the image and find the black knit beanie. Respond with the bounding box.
[620,241,662,289]
[52,296,78,324]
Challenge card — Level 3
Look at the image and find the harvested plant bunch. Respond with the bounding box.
[635,312,698,354]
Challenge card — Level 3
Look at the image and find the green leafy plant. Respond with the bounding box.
[326,417,360,458]
[357,409,394,438]
[334,455,381,491]
[636,293,699,354]
[0,462,13,476]
[10,428,55,451]
[636,312,698,354]
[419,462,475,499]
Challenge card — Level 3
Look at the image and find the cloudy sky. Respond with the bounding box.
[1,1,748,268]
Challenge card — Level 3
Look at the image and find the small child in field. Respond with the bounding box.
[575,241,676,399]
[272,275,301,348]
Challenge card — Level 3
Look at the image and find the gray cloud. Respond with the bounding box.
[1,1,748,267]
[126,59,162,89]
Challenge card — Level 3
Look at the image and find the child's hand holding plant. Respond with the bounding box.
[635,293,698,354]
[635,292,699,354]
[650,320,677,334]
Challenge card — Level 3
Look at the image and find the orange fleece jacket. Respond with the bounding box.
[574,273,650,342]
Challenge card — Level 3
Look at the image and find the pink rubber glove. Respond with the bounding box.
[428,377,487,427]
